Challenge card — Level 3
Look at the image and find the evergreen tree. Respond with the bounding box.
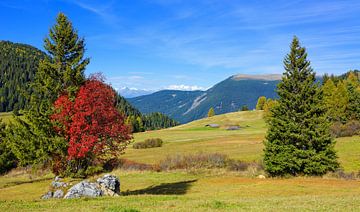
[6,13,89,167]
[208,107,215,117]
[322,79,348,122]
[0,119,16,174]
[263,37,338,176]
[241,105,249,111]
[41,13,89,98]
[263,98,279,123]
[136,116,144,132]
[256,96,267,110]
[345,72,360,120]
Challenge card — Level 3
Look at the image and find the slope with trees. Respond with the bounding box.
[0,41,46,112]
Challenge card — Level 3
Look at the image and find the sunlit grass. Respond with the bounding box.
[0,110,359,211]
[1,170,360,211]
[123,111,360,173]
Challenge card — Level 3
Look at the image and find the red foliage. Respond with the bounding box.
[51,76,132,160]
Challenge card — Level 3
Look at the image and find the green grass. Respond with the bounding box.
[0,112,13,124]
[1,170,360,211]
[124,111,266,164]
[124,110,360,172]
[0,110,360,211]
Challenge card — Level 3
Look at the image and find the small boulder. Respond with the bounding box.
[97,174,120,196]
[64,181,103,199]
[51,181,68,188]
[53,189,64,198]
[41,191,53,200]
[226,126,240,130]
[205,124,220,128]
[257,175,266,179]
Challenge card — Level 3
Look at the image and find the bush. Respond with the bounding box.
[326,169,358,180]
[133,138,163,149]
[330,120,360,137]
[103,158,154,171]
[159,153,228,170]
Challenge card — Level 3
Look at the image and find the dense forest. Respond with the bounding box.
[0,41,178,132]
[0,41,46,112]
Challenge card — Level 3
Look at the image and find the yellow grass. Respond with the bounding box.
[123,111,360,172]
[0,110,360,211]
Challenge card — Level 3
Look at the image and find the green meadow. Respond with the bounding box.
[0,110,360,211]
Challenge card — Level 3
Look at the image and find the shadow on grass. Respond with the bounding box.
[0,177,53,189]
[122,179,197,195]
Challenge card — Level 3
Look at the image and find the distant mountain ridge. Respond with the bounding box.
[118,87,154,98]
[129,74,281,123]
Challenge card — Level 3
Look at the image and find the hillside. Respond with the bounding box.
[123,111,360,172]
[0,41,46,112]
[129,75,280,123]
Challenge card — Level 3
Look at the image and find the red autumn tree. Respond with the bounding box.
[51,75,132,170]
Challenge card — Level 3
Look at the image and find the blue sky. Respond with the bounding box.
[1,0,360,91]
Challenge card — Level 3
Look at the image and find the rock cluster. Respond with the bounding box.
[41,176,68,199]
[63,181,102,199]
[97,174,120,196]
[41,174,120,199]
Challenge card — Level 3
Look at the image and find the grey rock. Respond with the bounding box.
[41,191,53,200]
[226,126,240,130]
[54,176,62,182]
[53,189,64,198]
[64,181,103,199]
[205,124,220,128]
[51,181,68,188]
[97,174,120,196]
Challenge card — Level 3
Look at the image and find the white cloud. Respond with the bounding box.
[165,84,205,91]
[67,0,118,25]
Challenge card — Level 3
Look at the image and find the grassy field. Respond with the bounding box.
[124,110,360,172]
[0,170,360,211]
[0,110,360,211]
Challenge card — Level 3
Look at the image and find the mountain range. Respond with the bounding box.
[117,87,154,98]
[128,74,281,123]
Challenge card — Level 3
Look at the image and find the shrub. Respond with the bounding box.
[159,153,228,170]
[103,158,154,171]
[326,169,358,180]
[133,138,163,149]
[330,120,360,137]
[227,160,251,171]
[227,160,264,173]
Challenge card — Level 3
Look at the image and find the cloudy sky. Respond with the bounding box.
[1,0,360,91]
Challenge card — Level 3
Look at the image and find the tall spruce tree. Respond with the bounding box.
[263,37,338,176]
[6,13,89,168]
